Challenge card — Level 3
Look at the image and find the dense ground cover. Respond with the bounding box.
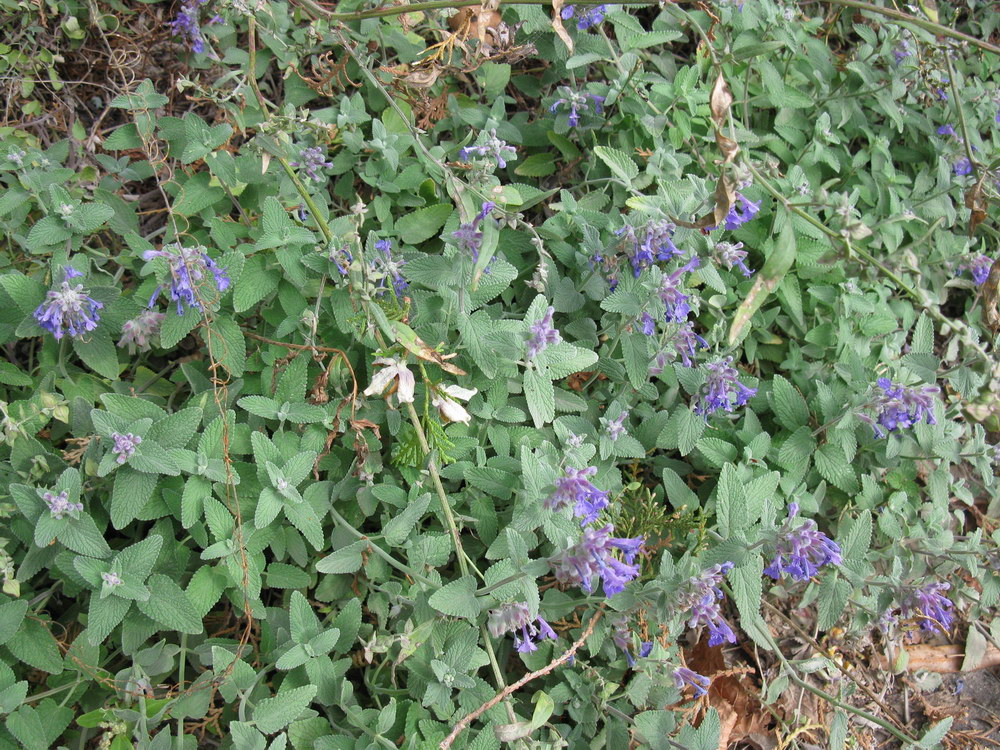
[1,0,1000,747]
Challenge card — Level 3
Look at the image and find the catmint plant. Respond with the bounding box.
[117,309,165,352]
[169,0,209,53]
[44,490,83,519]
[431,384,477,424]
[561,4,608,29]
[861,377,939,438]
[110,433,142,464]
[526,306,562,359]
[143,244,229,314]
[291,146,334,182]
[450,202,495,262]
[544,466,610,525]
[657,256,701,322]
[363,357,415,404]
[901,582,954,634]
[550,524,644,597]
[678,562,737,646]
[961,254,993,285]
[673,667,711,697]
[487,602,558,652]
[764,503,842,581]
[715,241,754,277]
[371,239,407,296]
[34,266,103,340]
[549,87,604,128]
[459,130,517,169]
[695,357,757,416]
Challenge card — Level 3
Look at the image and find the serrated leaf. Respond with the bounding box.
[383,493,431,546]
[815,442,859,492]
[524,368,555,428]
[252,685,317,735]
[428,576,480,618]
[136,574,204,634]
[111,467,158,529]
[316,540,368,574]
[397,204,453,245]
[771,375,809,430]
[593,146,638,184]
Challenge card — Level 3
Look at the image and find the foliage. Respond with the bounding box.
[1,0,1000,748]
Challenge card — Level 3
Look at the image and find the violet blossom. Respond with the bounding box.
[459,130,517,169]
[487,602,558,653]
[722,192,761,231]
[549,524,644,597]
[118,309,165,353]
[616,220,682,278]
[544,466,610,525]
[764,503,842,581]
[34,266,103,341]
[962,254,993,286]
[527,306,562,359]
[953,157,973,176]
[44,490,83,520]
[715,241,754,277]
[673,667,711,697]
[601,410,628,441]
[450,202,495,263]
[677,562,737,647]
[611,618,652,667]
[102,571,123,588]
[694,357,757,417]
[901,582,954,634]
[169,0,209,53]
[143,244,229,315]
[640,313,656,336]
[370,239,407,297]
[669,321,708,368]
[658,256,701,322]
[291,146,334,182]
[862,377,939,438]
[550,87,605,128]
[110,432,142,465]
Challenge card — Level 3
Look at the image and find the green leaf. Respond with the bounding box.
[159,306,202,349]
[316,540,368,574]
[206,316,247,377]
[73,328,120,379]
[817,574,851,630]
[428,576,480,619]
[238,396,281,419]
[396,204,453,245]
[6,617,64,673]
[815,442,859,493]
[514,153,557,177]
[715,463,746,538]
[593,146,638,184]
[86,592,132,645]
[147,407,203,449]
[0,599,29,645]
[59,514,112,558]
[252,685,318,735]
[136,574,204,634]
[770,375,809,431]
[524,368,555,428]
[383,493,431,546]
[5,701,73,749]
[111,468,158,529]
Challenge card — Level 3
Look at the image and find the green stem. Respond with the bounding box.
[329,506,438,587]
[297,0,649,22]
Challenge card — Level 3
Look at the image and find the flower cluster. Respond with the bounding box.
[673,667,711,697]
[550,87,605,128]
[451,202,496,263]
[329,243,353,276]
[34,266,103,341]
[601,410,628,441]
[487,602,558,653]
[715,241,754,277]
[526,306,562,359]
[549,524,643,597]
[544,466,610,525]
[101,572,123,588]
[616,220,683,278]
[611,618,652,668]
[110,433,142,464]
[291,146,334,182]
[694,357,757,417]
[961,254,993,285]
[169,0,209,53]
[117,309,165,353]
[901,582,954,634]
[560,4,607,29]
[371,240,407,297]
[44,490,83,520]
[459,130,517,169]
[764,503,842,581]
[862,377,939,438]
[953,157,973,176]
[144,245,229,315]
[657,256,701,322]
[677,562,736,647]
[721,192,761,231]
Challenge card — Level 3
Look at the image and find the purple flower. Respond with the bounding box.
[658,256,701,322]
[110,432,142,465]
[102,571,123,587]
[602,410,628,442]
[329,244,353,276]
[545,466,610,525]
[143,244,229,315]
[640,312,656,336]
[901,582,953,634]
[673,667,711,697]
[962,254,993,285]
[611,618,651,667]
[937,124,956,137]
[695,357,756,417]
[550,87,605,128]
[669,321,708,368]
[459,130,517,169]
[935,87,949,102]
[169,0,209,53]
[722,193,761,231]
[866,377,938,438]
[716,241,754,277]
[953,157,973,176]
[550,524,643,597]
[290,146,334,182]
[450,202,495,263]
[118,309,165,353]
[575,4,607,29]
[893,38,913,64]
[487,602,558,652]
[34,266,103,340]
[678,562,736,646]
[527,306,562,359]
[44,490,83,520]
[617,220,682,278]
[560,5,575,19]
[764,503,842,581]
[370,239,407,297]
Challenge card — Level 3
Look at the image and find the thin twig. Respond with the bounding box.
[440,607,605,750]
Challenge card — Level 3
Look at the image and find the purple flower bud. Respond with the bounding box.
[960,254,992,285]
[329,244,353,276]
[617,221,682,278]
[550,87,605,129]
[527,306,562,359]
[695,357,756,417]
[451,203,495,262]
[611,618,650,667]
[291,146,334,182]
[560,5,575,19]
[143,244,229,315]
[867,377,939,438]
[764,506,842,581]
[669,321,708,368]
[487,602,557,652]
[640,312,656,336]
[44,490,83,520]
[545,466,610,525]
[893,38,913,64]
[678,562,736,646]
[715,241,754,277]
[673,667,711,697]
[602,410,628,442]
[936,124,956,137]
[901,582,953,633]
[458,129,517,169]
[118,309,165,353]
[953,157,973,176]
[34,267,103,340]
[549,524,643,597]
[110,432,142,464]
[658,256,700,322]
[102,571,123,587]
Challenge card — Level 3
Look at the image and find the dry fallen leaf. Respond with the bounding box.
[875,643,1000,673]
[710,73,734,127]
[964,180,987,236]
[550,0,574,54]
[982,256,1000,333]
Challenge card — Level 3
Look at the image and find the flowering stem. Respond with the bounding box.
[944,54,979,179]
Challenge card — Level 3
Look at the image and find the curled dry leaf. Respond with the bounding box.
[874,643,1000,673]
[550,0,574,54]
[964,179,987,237]
[392,321,467,375]
[979,257,1000,332]
[709,73,734,127]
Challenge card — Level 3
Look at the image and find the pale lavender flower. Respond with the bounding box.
[550,524,643,597]
[954,157,973,176]
[451,202,495,262]
[937,124,956,137]
[602,410,628,441]
[764,503,842,581]
[695,357,756,417]
[611,618,652,667]
[44,490,83,520]
[34,266,103,340]
[550,87,605,128]
[864,377,938,438]
[658,256,700,322]
[617,220,682,278]
[669,321,708,368]
[101,571,123,587]
[722,193,761,231]
[370,239,407,297]
[901,582,953,633]
[459,130,517,169]
[640,312,656,335]
[291,146,334,182]
[673,667,711,697]
[678,562,736,647]
[111,432,142,464]
[961,254,993,285]
[328,244,353,276]
[487,602,557,653]
[716,241,754,277]
[545,466,610,525]
[144,244,229,315]
[574,4,607,29]
[893,38,913,64]
[169,0,209,53]
[118,309,165,353]
[527,306,562,359]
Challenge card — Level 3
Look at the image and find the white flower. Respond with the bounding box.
[363,357,415,404]
[432,384,477,424]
